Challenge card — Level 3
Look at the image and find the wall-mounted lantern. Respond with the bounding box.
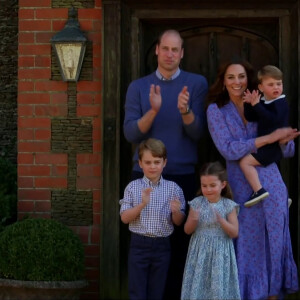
[50,7,87,82]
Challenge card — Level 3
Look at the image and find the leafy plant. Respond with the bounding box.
[0,218,85,281]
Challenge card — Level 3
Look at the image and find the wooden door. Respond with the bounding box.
[102,2,299,299]
[119,19,279,298]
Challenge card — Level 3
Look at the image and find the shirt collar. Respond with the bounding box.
[142,175,163,188]
[155,68,181,81]
[261,94,285,104]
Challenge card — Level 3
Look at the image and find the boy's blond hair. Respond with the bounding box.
[138,138,167,160]
[257,65,283,83]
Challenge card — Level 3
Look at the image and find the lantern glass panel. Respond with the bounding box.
[54,43,83,81]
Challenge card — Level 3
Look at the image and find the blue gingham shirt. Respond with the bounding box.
[120,176,185,237]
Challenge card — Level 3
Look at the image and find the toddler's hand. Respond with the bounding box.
[243,89,260,106]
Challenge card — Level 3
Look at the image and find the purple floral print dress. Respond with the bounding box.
[207,102,299,300]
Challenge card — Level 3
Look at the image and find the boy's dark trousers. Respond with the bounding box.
[128,232,171,300]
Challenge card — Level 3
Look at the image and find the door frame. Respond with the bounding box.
[101,1,300,299]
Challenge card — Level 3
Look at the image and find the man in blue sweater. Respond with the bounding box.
[123,29,208,299]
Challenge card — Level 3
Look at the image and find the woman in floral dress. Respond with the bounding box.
[206,59,299,299]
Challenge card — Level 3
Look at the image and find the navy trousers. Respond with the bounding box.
[128,233,171,300]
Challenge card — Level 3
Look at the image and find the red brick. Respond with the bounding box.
[78,20,93,32]
[92,69,101,80]
[35,129,51,140]
[77,81,101,92]
[35,153,68,164]
[19,32,35,44]
[19,165,51,176]
[93,141,101,152]
[93,44,101,55]
[18,141,51,152]
[51,93,68,104]
[77,165,95,177]
[18,177,34,188]
[19,44,50,56]
[35,201,52,212]
[35,56,51,68]
[35,105,67,117]
[93,127,101,141]
[77,177,100,190]
[52,20,67,31]
[91,226,100,244]
[84,245,100,256]
[93,57,101,69]
[77,154,100,164]
[19,56,35,67]
[35,81,66,92]
[93,190,101,202]
[93,213,100,225]
[36,8,67,19]
[93,202,101,214]
[36,32,56,44]
[19,0,51,7]
[87,33,102,43]
[85,268,100,281]
[18,200,35,212]
[18,128,34,140]
[79,9,102,19]
[77,93,94,105]
[18,93,50,104]
[77,106,100,117]
[95,0,102,7]
[18,153,34,164]
[18,189,51,201]
[93,20,102,31]
[35,177,67,188]
[51,165,68,176]
[19,117,51,128]
[18,68,51,80]
[18,81,34,92]
[18,105,34,116]
[18,9,35,19]
[19,20,52,31]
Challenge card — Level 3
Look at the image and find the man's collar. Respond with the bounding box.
[155,68,181,81]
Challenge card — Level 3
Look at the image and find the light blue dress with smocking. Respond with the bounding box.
[181,196,240,300]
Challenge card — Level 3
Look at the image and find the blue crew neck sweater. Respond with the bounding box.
[123,70,208,175]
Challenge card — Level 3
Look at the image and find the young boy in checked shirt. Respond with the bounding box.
[120,138,185,300]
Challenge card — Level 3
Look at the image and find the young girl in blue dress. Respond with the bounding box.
[181,161,240,300]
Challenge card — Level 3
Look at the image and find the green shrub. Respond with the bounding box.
[0,218,85,281]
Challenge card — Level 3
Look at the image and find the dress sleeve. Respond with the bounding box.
[225,199,239,216]
[207,103,257,160]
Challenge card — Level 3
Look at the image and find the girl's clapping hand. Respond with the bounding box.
[189,207,200,221]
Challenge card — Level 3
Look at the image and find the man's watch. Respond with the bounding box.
[180,105,190,115]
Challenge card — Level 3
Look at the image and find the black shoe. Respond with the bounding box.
[244,188,269,208]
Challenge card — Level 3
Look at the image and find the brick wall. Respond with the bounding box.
[18,1,102,299]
